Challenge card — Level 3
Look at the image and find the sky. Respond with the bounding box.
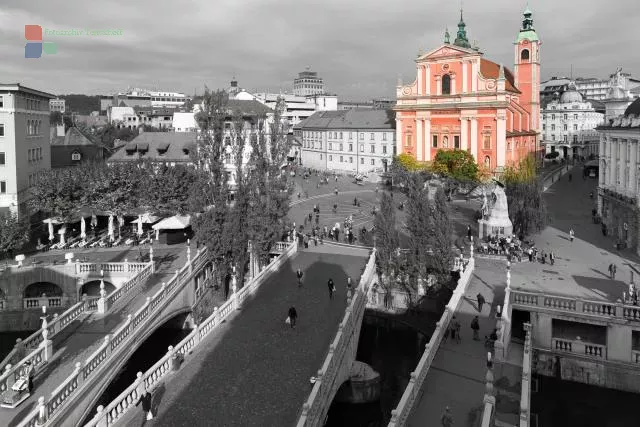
[1,0,639,100]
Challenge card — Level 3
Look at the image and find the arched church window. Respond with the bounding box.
[521,49,530,61]
[484,156,491,169]
[442,74,451,95]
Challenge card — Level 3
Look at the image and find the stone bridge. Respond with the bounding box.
[11,241,295,427]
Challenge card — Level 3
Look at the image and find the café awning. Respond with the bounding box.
[152,215,191,230]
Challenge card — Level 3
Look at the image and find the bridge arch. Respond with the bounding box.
[23,282,63,298]
[81,280,116,297]
[79,307,194,424]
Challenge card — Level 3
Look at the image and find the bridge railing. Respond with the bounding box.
[0,300,87,388]
[14,248,207,427]
[82,241,298,427]
[75,262,150,275]
[296,248,377,427]
[104,262,154,309]
[388,257,475,427]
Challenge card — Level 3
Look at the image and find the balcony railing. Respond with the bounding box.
[552,337,606,359]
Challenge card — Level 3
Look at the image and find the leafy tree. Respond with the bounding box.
[145,164,199,216]
[502,155,547,237]
[428,188,455,285]
[431,149,479,199]
[28,167,90,222]
[405,174,432,299]
[374,192,400,291]
[59,94,101,115]
[0,212,30,260]
[50,111,63,126]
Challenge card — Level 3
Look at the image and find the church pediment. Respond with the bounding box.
[419,44,478,61]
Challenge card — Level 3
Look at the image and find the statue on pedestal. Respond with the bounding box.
[481,188,489,220]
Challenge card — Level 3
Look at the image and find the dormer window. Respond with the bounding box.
[137,142,149,154]
[442,74,451,95]
[157,142,169,156]
[71,151,82,161]
[125,142,137,156]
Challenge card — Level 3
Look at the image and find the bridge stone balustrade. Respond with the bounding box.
[17,242,297,427]
[387,257,476,427]
[295,248,377,427]
[80,241,298,427]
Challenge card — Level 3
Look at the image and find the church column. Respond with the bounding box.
[470,117,478,161]
[460,117,468,150]
[496,113,507,167]
[462,61,468,93]
[621,139,627,194]
[417,66,423,96]
[424,119,432,161]
[471,60,478,92]
[630,140,637,195]
[396,118,403,155]
[416,117,423,161]
[424,65,431,96]
[451,74,457,96]
[436,76,442,96]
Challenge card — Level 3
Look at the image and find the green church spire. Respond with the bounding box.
[516,4,539,43]
[453,8,471,48]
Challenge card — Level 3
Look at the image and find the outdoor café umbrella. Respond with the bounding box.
[58,225,67,245]
[137,215,143,236]
[108,215,115,242]
[91,214,98,229]
[80,217,86,240]
[118,216,125,237]
[43,218,62,241]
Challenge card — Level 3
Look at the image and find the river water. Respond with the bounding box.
[0,331,37,362]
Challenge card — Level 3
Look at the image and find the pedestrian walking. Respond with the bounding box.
[613,264,617,279]
[454,320,461,343]
[25,361,34,393]
[471,316,480,340]
[608,263,614,279]
[328,278,336,300]
[549,251,555,266]
[136,390,154,421]
[569,228,574,242]
[528,247,533,262]
[287,306,298,328]
[296,268,303,287]
[467,225,472,240]
[477,293,485,313]
[346,276,353,298]
[441,406,453,427]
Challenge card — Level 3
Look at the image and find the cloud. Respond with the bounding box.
[1,0,638,99]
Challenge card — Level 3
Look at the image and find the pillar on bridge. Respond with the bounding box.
[97,280,108,314]
[40,308,53,361]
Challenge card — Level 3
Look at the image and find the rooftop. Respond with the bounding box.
[297,109,395,130]
[50,126,98,147]
[0,83,56,99]
[108,132,197,163]
[479,59,520,93]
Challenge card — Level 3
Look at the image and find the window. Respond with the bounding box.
[442,136,449,148]
[339,143,343,151]
[370,133,374,140]
[383,133,387,141]
[574,114,578,120]
[442,74,451,95]
[573,135,578,143]
[432,135,438,148]
[370,159,375,165]
[359,133,364,139]
[0,152,4,165]
[563,135,567,142]
[552,114,555,120]
[454,135,460,149]
[0,96,3,108]
[360,144,365,152]
[0,181,5,194]
[484,156,491,169]
[552,135,556,141]
[573,124,578,131]
[349,143,353,152]
[521,49,530,61]
[340,156,343,162]
[0,124,3,136]
[349,132,353,139]
[329,155,333,161]
[370,145,375,153]
[320,154,322,160]
[349,157,353,163]
[563,114,567,120]
[483,134,491,149]
[328,143,332,150]
[339,132,343,139]
[563,124,568,131]
[382,145,387,154]
[542,124,546,131]
[551,124,556,131]
[71,152,81,161]
[360,157,364,164]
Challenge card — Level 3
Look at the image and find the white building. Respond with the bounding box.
[173,112,198,132]
[101,88,186,113]
[596,97,640,253]
[293,69,325,96]
[296,109,395,176]
[49,98,66,113]
[541,82,603,160]
[0,84,55,218]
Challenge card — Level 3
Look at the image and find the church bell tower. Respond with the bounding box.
[513,6,541,132]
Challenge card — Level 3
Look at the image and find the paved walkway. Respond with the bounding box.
[116,247,370,427]
[408,258,506,427]
[1,247,189,427]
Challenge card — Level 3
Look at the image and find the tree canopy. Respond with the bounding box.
[502,155,547,237]
[0,212,30,259]
[431,149,479,183]
[374,192,400,290]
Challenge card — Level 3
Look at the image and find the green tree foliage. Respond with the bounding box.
[429,188,455,285]
[49,111,63,126]
[145,164,200,216]
[502,155,547,237]
[28,167,91,221]
[0,212,30,259]
[405,174,432,293]
[374,192,400,290]
[59,95,101,115]
[431,149,479,182]
[95,125,138,151]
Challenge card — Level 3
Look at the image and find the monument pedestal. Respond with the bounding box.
[478,185,513,240]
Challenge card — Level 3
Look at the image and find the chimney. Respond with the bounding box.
[57,124,65,137]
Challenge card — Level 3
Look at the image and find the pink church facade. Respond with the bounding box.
[394,8,542,173]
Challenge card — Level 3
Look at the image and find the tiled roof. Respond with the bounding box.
[227,99,273,115]
[108,132,197,163]
[296,109,395,130]
[50,126,96,146]
[480,59,520,94]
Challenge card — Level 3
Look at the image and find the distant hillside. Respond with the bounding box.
[60,94,101,115]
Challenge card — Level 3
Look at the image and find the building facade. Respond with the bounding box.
[293,69,325,96]
[49,98,66,113]
[50,126,107,168]
[394,8,541,173]
[597,98,640,253]
[296,109,395,175]
[0,84,55,217]
[541,83,603,160]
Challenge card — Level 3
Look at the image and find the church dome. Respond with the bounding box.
[560,89,583,104]
[624,98,640,117]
